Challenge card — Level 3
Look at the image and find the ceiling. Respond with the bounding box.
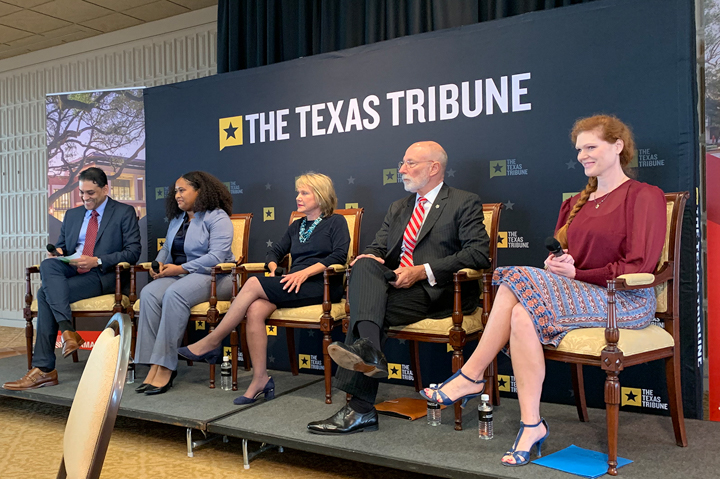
[0,0,217,61]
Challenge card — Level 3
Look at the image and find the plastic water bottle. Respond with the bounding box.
[427,383,441,426]
[220,356,232,391]
[126,357,135,384]
[478,394,493,439]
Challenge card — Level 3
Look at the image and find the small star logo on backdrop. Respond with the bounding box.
[265,183,271,190]
[263,207,275,222]
[299,354,311,369]
[566,160,577,169]
[348,176,355,184]
[447,168,456,177]
[268,355,275,363]
[266,239,273,247]
[157,238,166,251]
[388,363,402,379]
[307,330,315,337]
[266,325,277,336]
[504,200,515,210]
[497,232,508,248]
[383,168,398,185]
[621,387,642,406]
[489,160,506,178]
[345,203,358,209]
[398,339,406,345]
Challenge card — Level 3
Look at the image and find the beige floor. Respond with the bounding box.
[0,326,431,479]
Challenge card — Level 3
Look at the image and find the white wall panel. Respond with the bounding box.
[0,8,217,323]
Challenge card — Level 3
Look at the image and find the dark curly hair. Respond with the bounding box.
[165,171,233,220]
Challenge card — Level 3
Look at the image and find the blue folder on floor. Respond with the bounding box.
[532,445,632,478]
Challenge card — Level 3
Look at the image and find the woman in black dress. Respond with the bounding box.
[179,173,349,404]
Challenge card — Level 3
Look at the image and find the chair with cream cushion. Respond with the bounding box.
[238,208,363,403]
[24,263,131,369]
[57,312,131,479]
[543,192,689,476]
[129,213,252,388]
[376,203,503,431]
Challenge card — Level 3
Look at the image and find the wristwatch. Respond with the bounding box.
[96,257,103,267]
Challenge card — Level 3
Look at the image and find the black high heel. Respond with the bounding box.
[135,382,151,393]
[144,370,177,396]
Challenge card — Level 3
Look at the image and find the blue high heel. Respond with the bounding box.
[501,418,550,467]
[178,345,223,364]
[418,369,486,408]
[233,377,275,405]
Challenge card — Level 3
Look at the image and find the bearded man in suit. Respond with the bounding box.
[308,141,490,434]
[3,167,141,390]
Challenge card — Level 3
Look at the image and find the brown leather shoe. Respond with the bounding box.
[61,330,85,358]
[2,368,58,390]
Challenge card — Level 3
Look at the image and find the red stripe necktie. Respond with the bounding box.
[399,197,428,268]
[77,210,99,274]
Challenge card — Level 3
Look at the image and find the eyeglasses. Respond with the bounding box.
[398,159,435,169]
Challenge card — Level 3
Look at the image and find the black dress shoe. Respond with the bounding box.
[327,338,388,378]
[144,370,177,396]
[135,383,151,393]
[307,404,379,435]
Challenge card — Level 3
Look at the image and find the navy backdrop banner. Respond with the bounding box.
[144,0,701,417]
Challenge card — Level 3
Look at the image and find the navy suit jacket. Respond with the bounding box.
[56,197,142,294]
[363,183,490,316]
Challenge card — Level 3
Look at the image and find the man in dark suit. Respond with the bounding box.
[307,141,490,434]
[3,167,141,390]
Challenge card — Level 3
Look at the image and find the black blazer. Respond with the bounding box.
[364,183,490,316]
[56,197,142,294]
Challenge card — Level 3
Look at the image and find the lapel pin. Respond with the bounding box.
[435,204,439,209]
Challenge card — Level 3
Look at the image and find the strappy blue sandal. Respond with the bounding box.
[418,369,486,408]
[501,418,549,467]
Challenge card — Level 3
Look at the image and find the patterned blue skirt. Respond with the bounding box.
[492,266,656,347]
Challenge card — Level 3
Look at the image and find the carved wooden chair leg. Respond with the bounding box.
[72,350,79,363]
[230,329,239,391]
[571,363,589,422]
[286,327,299,376]
[452,351,464,431]
[25,317,33,370]
[322,330,333,404]
[239,322,251,371]
[409,340,422,392]
[604,371,621,476]
[665,353,688,446]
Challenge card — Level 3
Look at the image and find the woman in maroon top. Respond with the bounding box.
[421,115,666,466]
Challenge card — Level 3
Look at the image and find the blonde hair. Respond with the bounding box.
[556,115,635,249]
[295,172,337,217]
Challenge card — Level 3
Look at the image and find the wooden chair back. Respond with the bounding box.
[229,213,253,265]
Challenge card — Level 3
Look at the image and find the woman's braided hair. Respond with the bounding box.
[555,115,635,249]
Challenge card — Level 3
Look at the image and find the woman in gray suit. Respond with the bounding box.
[135,171,235,395]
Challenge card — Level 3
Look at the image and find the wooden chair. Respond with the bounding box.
[543,192,689,476]
[129,213,253,388]
[367,203,503,431]
[24,262,131,369]
[237,208,363,403]
[57,312,131,479]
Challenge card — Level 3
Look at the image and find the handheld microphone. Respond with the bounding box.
[544,237,564,258]
[151,261,160,274]
[383,270,397,282]
[274,266,286,276]
[46,244,62,256]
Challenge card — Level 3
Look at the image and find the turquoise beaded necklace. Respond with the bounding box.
[299,215,323,243]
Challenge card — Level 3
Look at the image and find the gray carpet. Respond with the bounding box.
[210,381,715,479]
[0,350,321,428]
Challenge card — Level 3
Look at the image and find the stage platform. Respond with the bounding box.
[0,351,716,478]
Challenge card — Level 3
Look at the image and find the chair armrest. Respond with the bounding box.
[325,264,347,274]
[238,263,266,273]
[215,263,237,272]
[617,273,655,286]
[27,265,40,274]
[116,262,130,271]
[454,268,483,282]
[134,262,153,271]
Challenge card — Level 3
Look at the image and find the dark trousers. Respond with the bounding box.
[333,258,432,403]
[32,259,103,370]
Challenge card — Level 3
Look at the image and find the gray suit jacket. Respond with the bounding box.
[156,209,235,275]
[56,197,142,294]
[364,183,490,315]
